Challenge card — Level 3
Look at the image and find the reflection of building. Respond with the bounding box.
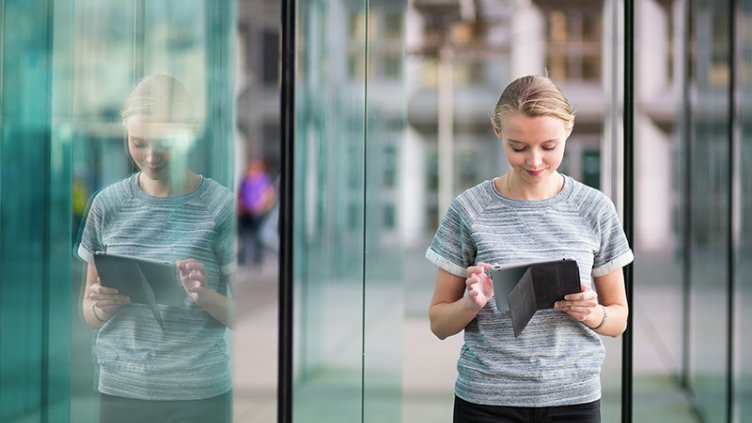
[404,0,679,253]
[236,1,281,177]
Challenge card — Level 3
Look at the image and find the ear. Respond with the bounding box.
[489,116,502,138]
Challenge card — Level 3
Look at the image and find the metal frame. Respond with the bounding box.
[278,0,295,421]
[621,0,635,421]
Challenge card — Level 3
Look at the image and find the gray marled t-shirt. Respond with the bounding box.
[77,173,235,400]
[426,175,633,407]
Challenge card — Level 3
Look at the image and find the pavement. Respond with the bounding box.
[232,247,701,423]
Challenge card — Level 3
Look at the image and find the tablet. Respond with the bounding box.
[93,252,186,307]
[488,259,581,337]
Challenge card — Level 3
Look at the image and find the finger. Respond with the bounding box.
[90,294,124,303]
[465,274,481,288]
[473,262,492,271]
[178,259,205,272]
[558,304,596,319]
[93,295,131,306]
[189,269,207,280]
[564,290,597,302]
[556,299,598,311]
[559,297,598,308]
[91,285,121,295]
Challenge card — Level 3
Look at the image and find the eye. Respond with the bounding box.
[130,139,146,148]
[509,144,526,152]
[154,139,173,151]
[542,145,557,151]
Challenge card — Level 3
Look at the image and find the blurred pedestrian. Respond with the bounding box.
[237,159,276,265]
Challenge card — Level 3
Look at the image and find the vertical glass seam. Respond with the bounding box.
[680,0,694,392]
[360,1,369,422]
[278,0,296,421]
[727,0,738,420]
[621,0,635,422]
[41,1,54,420]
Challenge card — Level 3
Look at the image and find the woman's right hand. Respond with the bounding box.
[88,277,131,320]
[430,263,494,340]
[465,263,494,310]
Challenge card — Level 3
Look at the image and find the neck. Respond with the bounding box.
[138,170,198,197]
[501,171,563,201]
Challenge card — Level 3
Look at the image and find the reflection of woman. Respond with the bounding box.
[427,75,633,422]
[77,75,234,422]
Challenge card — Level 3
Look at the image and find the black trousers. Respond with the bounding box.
[454,396,600,423]
[99,391,232,423]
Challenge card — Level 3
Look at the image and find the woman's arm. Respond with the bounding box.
[177,259,234,328]
[555,268,629,337]
[589,268,629,336]
[82,263,131,328]
[429,264,493,340]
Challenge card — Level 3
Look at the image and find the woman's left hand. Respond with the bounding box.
[177,259,207,304]
[554,284,600,325]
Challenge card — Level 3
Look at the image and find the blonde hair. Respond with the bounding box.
[491,75,575,133]
[121,74,197,128]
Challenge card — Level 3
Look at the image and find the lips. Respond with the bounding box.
[525,169,545,177]
[143,165,167,174]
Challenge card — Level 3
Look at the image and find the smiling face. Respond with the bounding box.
[496,112,570,185]
[125,115,192,181]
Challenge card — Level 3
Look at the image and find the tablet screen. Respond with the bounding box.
[93,252,185,306]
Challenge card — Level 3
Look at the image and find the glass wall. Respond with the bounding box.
[292,0,405,421]
[6,1,752,422]
[234,2,282,422]
[739,2,752,420]
[0,1,73,421]
[631,0,698,420]
[688,1,731,420]
[1,1,248,422]
[632,1,752,422]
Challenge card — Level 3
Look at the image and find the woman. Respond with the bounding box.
[426,75,633,422]
[77,74,234,422]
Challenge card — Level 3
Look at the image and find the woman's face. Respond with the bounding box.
[495,112,570,183]
[125,115,191,181]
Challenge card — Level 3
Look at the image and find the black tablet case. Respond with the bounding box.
[491,259,581,337]
[93,252,185,330]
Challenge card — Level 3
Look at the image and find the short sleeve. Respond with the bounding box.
[592,198,634,277]
[76,194,105,264]
[214,190,237,275]
[425,198,476,278]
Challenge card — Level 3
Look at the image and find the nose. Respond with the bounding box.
[527,150,542,168]
[144,145,156,163]
[144,144,164,165]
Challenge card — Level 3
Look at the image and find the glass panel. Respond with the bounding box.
[689,0,730,421]
[293,0,406,420]
[234,2,281,422]
[0,1,73,421]
[293,1,367,421]
[737,0,752,419]
[632,0,699,420]
[68,2,236,422]
[363,2,406,421]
